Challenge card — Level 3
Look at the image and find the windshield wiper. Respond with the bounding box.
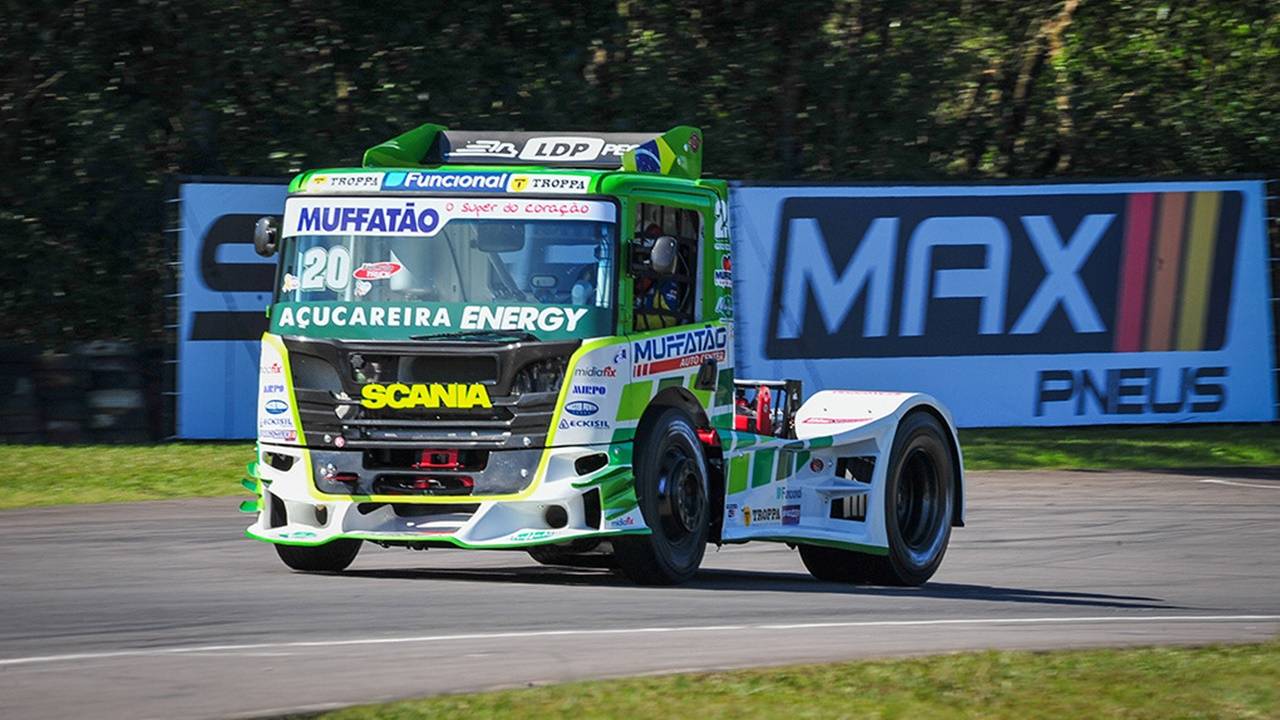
[409,330,539,343]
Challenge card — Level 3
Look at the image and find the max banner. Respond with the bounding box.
[731,180,1276,426]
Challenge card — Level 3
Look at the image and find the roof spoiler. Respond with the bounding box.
[363,125,702,179]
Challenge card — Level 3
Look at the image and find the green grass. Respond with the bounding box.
[294,642,1280,720]
[0,443,254,509]
[0,424,1276,510]
[960,423,1280,471]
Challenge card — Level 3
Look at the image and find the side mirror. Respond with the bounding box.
[253,216,280,257]
[649,235,678,275]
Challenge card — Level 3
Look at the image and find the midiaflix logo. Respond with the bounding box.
[766,192,1242,358]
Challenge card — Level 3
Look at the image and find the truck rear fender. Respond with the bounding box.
[795,390,965,527]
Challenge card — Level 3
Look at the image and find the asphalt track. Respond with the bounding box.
[1,469,1278,720]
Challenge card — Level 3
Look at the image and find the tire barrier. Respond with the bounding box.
[0,343,155,445]
[0,344,41,444]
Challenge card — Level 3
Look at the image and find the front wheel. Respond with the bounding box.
[800,410,955,586]
[275,538,362,573]
[613,409,710,585]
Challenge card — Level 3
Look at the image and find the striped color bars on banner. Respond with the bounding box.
[1112,191,1239,352]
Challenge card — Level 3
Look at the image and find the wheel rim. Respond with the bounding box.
[895,447,946,565]
[655,441,705,541]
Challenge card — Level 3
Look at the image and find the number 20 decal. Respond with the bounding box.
[299,246,352,291]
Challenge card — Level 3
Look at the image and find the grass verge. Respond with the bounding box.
[292,642,1280,720]
[0,424,1276,509]
[0,443,253,509]
[960,423,1280,470]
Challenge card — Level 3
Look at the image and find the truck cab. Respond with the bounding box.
[243,125,963,586]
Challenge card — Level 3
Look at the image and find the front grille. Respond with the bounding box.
[283,336,579,449]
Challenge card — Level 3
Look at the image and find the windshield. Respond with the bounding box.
[270,196,617,340]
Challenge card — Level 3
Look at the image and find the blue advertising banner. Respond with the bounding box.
[177,178,1275,436]
[177,182,286,438]
[730,180,1276,426]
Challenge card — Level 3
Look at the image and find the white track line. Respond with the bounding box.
[1200,478,1280,490]
[1,614,1277,668]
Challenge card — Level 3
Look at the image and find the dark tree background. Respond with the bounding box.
[2,1,1277,347]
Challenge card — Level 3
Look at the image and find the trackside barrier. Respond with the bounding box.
[168,177,1277,438]
[730,179,1277,427]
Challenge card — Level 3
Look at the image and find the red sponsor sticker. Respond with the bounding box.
[353,261,403,281]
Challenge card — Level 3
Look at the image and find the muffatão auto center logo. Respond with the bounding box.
[633,326,728,377]
[766,192,1243,358]
[360,383,492,410]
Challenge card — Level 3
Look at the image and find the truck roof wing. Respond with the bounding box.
[363,124,703,179]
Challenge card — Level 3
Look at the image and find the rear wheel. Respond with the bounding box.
[275,538,362,573]
[799,411,954,586]
[613,409,710,585]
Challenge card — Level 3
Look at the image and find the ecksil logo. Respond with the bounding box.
[767,192,1242,358]
[360,383,492,410]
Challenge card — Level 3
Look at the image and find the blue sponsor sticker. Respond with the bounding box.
[782,504,801,525]
[264,399,289,415]
[565,400,599,417]
[382,171,510,192]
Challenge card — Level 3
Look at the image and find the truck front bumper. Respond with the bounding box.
[243,442,648,548]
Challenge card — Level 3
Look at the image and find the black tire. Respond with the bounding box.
[527,539,616,569]
[275,539,362,572]
[613,409,710,585]
[799,411,955,586]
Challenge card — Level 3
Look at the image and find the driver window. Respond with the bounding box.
[633,203,700,331]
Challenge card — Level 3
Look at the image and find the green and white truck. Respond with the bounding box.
[243,124,964,585]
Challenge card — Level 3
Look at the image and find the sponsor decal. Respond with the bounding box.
[512,530,555,542]
[507,174,590,194]
[352,261,403,281]
[809,458,824,473]
[715,294,734,319]
[558,418,610,430]
[775,487,802,501]
[714,256,733,288]
[613,347,627,363]
[726,503,738,520]
[381,171,510,192]
[277,530,317,539]
[452,139,519,159]
[261,361,283,375]
[801,416,872,424]
[307,173,383,192]
[766,192,1244,358]
[295,202,440,236]
[1035,366,1226,416]
[633,326,728,377]
[274,303,590,332]
[742,506,751,526]
[609,515,636,528]
[448,135,637,164]
[262,383,285,394]
[260,429,298,442]
[360,383,493,410]
[264,399,289,415]
[565,400,599,417]
[259,417,294,426]
[749,506,782,525]
[782,504,801,525]
[574,365,617,378]
[572,384,607,396]
[354,280,372,298]
[283,197,616,238]
[281,273,299,292]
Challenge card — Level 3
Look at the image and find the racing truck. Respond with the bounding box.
[242,124,964,585]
